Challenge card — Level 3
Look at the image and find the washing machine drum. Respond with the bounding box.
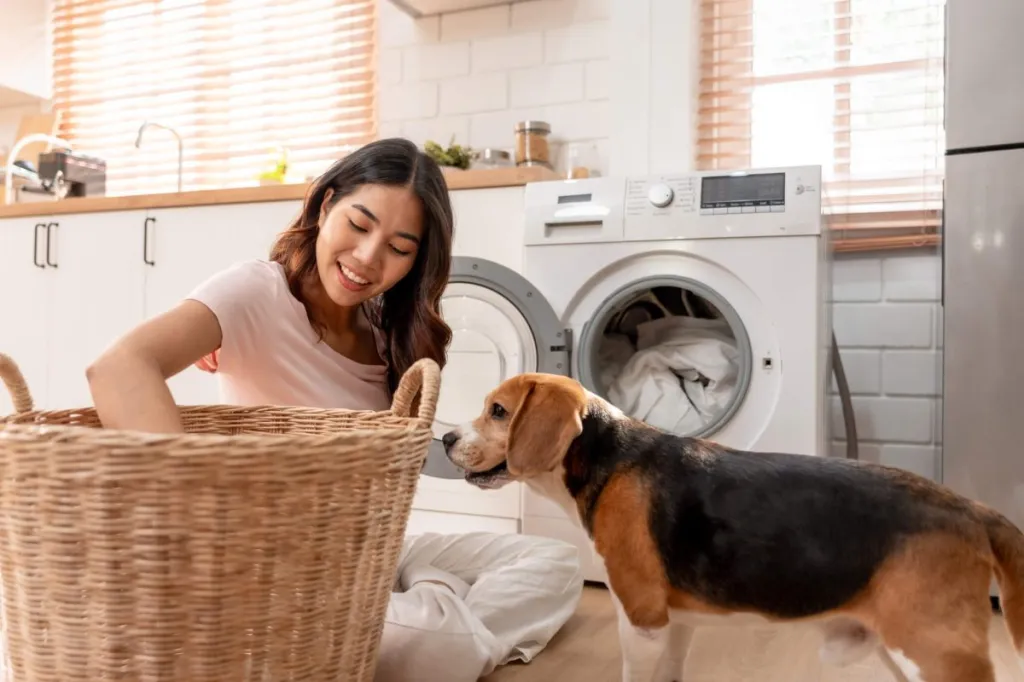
[576,275,754,440]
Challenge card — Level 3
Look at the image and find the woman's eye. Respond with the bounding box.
[348,219,368,233]
[390,244,412,257]
[490,403,507,419]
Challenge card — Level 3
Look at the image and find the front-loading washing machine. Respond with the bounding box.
[513,166,833,582]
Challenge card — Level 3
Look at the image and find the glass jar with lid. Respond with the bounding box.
[513,120,552,168]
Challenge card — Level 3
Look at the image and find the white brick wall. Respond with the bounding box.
[830,251,944,481]
[376,0,612,175]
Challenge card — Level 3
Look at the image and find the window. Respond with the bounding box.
[697,0,945,251]
[52,0,377,196]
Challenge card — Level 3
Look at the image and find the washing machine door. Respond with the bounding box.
[422,256,568,479]
[568,255,785,449]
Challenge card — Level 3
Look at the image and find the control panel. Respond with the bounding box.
[524,165,823,245]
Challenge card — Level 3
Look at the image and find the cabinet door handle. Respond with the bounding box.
[143,216,155,265]
[45,222,58,268]
[33,223,45,268]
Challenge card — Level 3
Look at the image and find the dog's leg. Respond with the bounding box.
[818,618,879,667]
[611,591,671,682]
[869,543,996,682]
[876,648,916,682]
[651,622,694,682]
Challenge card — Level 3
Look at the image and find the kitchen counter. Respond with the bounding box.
[0,166,560,219]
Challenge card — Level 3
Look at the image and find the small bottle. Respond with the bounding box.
[514,121,552,169]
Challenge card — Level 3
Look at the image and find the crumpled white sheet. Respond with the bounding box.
[373,532,584,682]
[604,315,741,434]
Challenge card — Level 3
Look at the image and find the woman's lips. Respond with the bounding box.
[337,262,371,292]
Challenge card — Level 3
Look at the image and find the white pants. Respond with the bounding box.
[373,532,585,682]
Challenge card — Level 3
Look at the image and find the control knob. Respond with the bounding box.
[647,183,674,208]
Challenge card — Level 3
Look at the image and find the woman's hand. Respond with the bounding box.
[194,350,220,373]
[87,300,223,433]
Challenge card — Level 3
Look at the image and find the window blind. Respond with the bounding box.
[52,0,377,196]
[697,0,945,250]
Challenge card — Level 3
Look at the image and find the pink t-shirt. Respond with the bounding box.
[186,259,392,411]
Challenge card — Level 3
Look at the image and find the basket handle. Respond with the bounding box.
[390,358,440,425]
[0,353,34,414]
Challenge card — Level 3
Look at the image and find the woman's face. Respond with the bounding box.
[315,183,425,308]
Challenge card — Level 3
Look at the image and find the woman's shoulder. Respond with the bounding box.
[198,258,287,292]
[186,258,293,315]
[220,258,286,285]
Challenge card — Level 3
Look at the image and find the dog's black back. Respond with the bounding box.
[564,409,982,619]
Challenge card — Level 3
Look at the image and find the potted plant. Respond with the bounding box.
[423,136,472,171]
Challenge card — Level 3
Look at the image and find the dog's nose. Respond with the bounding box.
[442,431,459,450]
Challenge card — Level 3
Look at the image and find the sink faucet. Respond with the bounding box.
[4,133,73,205]
[135,121,183,193]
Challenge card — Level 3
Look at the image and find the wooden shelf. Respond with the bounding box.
[0,165,560,219]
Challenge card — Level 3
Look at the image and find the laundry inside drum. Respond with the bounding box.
[588,281,751,439]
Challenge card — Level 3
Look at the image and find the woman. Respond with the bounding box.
[87,138,583,681]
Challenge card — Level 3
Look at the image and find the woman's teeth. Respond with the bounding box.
[340,264,369,285]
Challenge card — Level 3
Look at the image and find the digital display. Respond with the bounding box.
[700,173,786,209]
[557,193,593,204]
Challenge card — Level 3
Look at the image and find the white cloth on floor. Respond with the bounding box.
[373,532,584,682]
[606,315,740,434]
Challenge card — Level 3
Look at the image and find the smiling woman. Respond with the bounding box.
[85,138,453,428]
[269,137,454,395]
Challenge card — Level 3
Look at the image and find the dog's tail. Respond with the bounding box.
[984,507,1024,658]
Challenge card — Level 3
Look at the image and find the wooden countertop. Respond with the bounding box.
[0,166,560,219]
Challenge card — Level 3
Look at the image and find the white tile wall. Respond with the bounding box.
[374,0,946,483]
[830,251,944,481]
[376,0,612,175]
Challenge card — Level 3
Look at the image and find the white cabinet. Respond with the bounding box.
[0,200,302,412]
[142,201,301,404]
[46,210,148,409]
[0,216,52,413]
[0,210,147,410]
[0,0,52,105]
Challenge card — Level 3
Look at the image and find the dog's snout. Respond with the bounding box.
[442,431,459,450]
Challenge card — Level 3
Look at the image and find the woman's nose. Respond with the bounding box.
[352,238,381,267]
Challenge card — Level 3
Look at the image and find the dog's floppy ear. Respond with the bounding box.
[506,379,584,476]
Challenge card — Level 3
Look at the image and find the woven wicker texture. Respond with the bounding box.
[0,352,440,682]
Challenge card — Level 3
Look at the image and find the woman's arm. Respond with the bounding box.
[87,300,223,433]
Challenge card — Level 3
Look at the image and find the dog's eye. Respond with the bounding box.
[490,403,507,419]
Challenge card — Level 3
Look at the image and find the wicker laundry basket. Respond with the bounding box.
[0,352,440,682]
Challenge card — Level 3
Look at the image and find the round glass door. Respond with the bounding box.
[433,282,538,438]
[422,256,566,480]
[422,282,541,480]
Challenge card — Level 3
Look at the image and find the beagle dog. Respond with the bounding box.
[441,372,1024,682]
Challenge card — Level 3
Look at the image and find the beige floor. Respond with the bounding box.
[484,585,1024,682]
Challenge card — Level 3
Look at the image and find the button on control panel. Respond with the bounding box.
[625,177,698,216]
[647,183,674,208]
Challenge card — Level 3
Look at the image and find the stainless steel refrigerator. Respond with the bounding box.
[943,0,1024,542]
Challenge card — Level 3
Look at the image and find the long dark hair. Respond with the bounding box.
[269,137,453,395]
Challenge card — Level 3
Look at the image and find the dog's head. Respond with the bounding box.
[442,373,589,490]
